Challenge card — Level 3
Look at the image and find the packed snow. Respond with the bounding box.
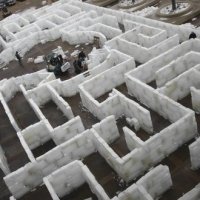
[0,0,200,200]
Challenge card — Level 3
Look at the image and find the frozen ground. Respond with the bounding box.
[1,0,200,200]
[160,3,190,15]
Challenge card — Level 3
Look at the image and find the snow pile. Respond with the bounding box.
[160,3,190,14]
[41,1,47,6]
[119,0,144,7]
[126,117,140,131]
[34,56,44,64]
[179,23,196,30]
[71,49,80,57]
[132,6,158,17]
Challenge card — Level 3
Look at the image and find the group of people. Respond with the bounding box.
[48,49,87,76]
[15,48,88,77]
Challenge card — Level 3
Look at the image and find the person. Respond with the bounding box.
[78,49,86,61]
[73,59,82,74]
[189,32,197,40]
[15,51,22,64]
[54,64,62,76]
[57,54,63,66]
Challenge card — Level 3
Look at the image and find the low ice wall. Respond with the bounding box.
[126,40,193,85]
[57,3,82,15]
[92,115,119,144]
[125,76,188,122]
[70,0,200,42]
[21,120,52,150]
[156,52,200,87]
[89,49,128,75]
[62,30,107,47]
[35,19,56,30]
[158,68,200,101]
[45,162,171,200]
[79,58,135,120]
[125,113,196,182]
[27,84,51,105]
[80,58,135,99]
[27,84,73,120]
[82,23,122,39]
[52,116,85,145]
[0,145,10,175]
[189,138,200,169]
[0,71,53,100]
[87,47,109,70]
[117,91,153,133]
[94,13,119,29]
[90,109,196,182]
[4,23,21,34]
[17,132,35,162]
[117,184,153,200]
[122,22,167,48]
[4,130,96,198]
[0,78,19,102]
[47,161,84,198]
[46,160,109,200]
[178,184,200,200]
[124,127,144,151]
[137,165,172,199]
[106,34,179,63]
[191,87,200,113]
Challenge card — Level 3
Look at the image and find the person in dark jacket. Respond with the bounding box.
[15,51,22,64]
[78,50,86,61]
[57,54,63,66]
[73,59,82,74]
[189,32,197,40]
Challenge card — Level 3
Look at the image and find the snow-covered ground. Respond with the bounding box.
[131,6,158,17]
[160,2,190,14]
[119,0,144,7]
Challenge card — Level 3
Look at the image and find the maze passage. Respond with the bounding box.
[0,1,200,200]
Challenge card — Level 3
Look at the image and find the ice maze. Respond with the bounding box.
[1,0,200,200]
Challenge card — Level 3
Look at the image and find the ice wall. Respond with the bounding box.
[45,161,109,199]
[158,69,200,101]
[156,52,200,88]
[189,138,200,170]
[44,162,172,200]
[4,130,95,198]
[0,145,10,175]
[62,30,107,47]
[27,84,73,120]
[178,184,200,200]
[137,165,172,199]
[106,33,179,63]
[191,87,200,113]
[70,0,200,41]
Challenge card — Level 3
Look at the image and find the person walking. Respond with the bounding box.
[15,51,22,65]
